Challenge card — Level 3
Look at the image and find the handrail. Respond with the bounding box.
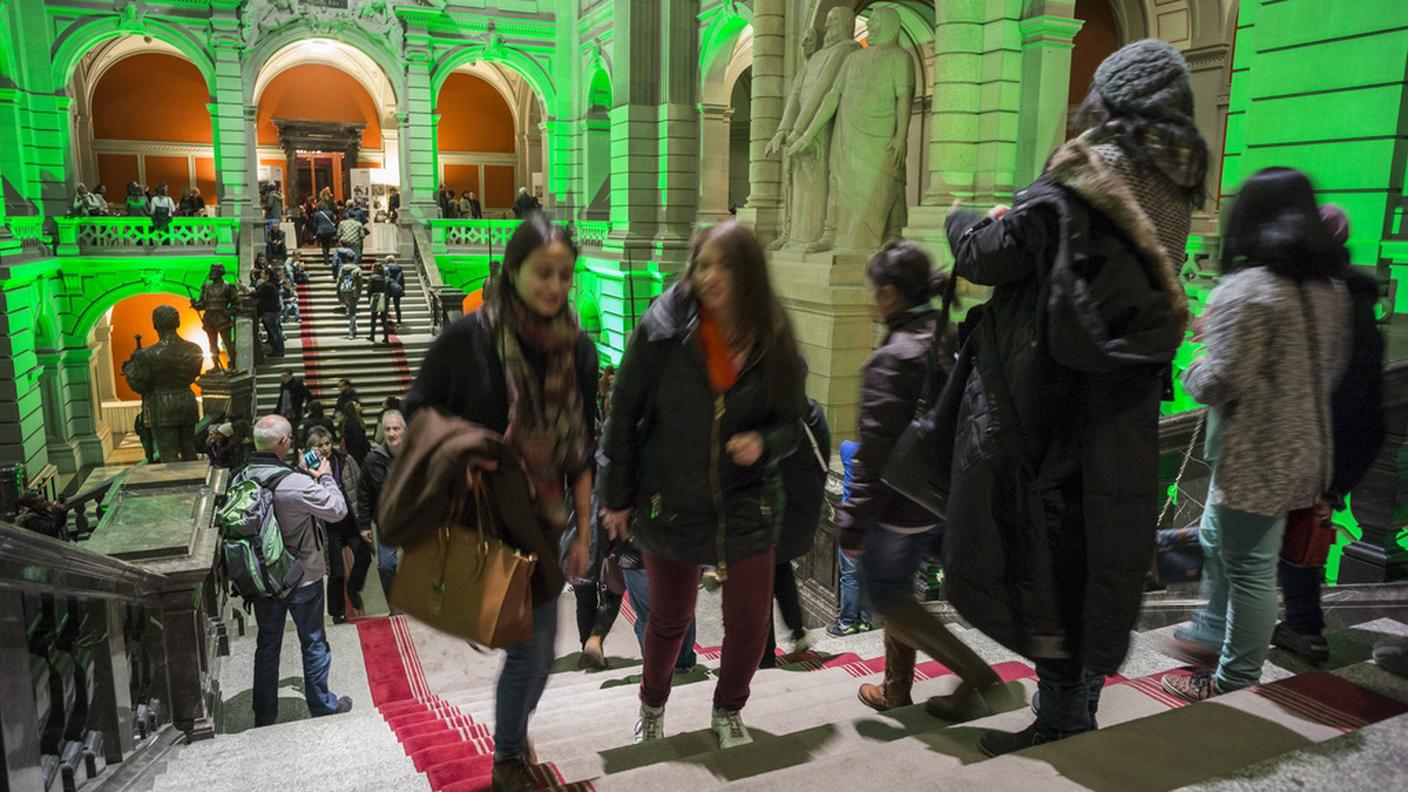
[409,223,450,335]
[54,216,240,255]
[0,520,169,601]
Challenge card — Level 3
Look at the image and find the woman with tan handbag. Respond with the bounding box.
[402,214,598,792]
[598,221,805,750]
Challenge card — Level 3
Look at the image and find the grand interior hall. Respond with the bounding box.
[3,2,1408,791]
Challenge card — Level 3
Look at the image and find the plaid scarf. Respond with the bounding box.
[495,296,588,528]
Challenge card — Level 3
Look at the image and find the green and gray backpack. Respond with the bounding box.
[217,467,306,600]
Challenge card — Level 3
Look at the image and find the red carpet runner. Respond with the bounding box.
[355,616,588,792]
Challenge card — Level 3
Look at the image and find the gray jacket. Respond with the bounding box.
[1183,267,1350,516]
[246,453,348,581]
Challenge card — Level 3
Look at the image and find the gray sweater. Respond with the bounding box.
[1182,267,1350,517]
[246,454,348,582]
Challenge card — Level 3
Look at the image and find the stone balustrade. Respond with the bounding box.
[53,217,239,255]
[7,216,49,247]
[428,218,614,254]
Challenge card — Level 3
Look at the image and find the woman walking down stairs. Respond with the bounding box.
[142,587,1408,792]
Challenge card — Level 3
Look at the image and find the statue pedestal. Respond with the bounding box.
[197,369,255,421]
[770,246,878,443]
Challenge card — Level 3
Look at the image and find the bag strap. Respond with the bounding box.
[916,266,963,414]
[799,413,827,474]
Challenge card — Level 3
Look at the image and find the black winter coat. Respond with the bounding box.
[775,399,832,562]
[941,137,1190,675]
[837,308,950,550]
[597,283,804,571]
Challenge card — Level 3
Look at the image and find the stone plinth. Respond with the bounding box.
[770,247,878,443]
[196,369,254,421]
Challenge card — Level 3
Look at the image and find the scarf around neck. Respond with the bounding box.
[495,295,588,528]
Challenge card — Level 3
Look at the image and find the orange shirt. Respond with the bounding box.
[697,307,740,394]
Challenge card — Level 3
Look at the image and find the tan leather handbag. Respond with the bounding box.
[390,471,537,647]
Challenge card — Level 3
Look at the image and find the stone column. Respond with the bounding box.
[208,29,256,220]
[697,102,735,224]
[25,93,74,221]
[542,117,573,213]
[0,87,21,254]
[402,37,440,223]
[652,0,700,263]
[1183,43,1231,237]
[71,108,99,188]
[607,0,663,255]
[903,0,985,263]
[736,0,785,243]
[1015,14,1083,185]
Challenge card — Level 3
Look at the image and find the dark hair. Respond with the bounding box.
[1072,89,1208,206]
[1220,167,1343,280]
[306,400,325,418]
[866,241,948,308]
[683,221,803,411]
[495,213,579,317]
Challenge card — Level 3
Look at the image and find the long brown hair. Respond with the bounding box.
[683,221,803,410]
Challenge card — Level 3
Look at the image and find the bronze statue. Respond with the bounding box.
[122,305,204,463]
[192,263,239,370]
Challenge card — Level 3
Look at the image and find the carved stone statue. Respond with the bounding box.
[789,7,915,254]
[122,306,204,463]
[192,263,239,371]
[766,7,860,250]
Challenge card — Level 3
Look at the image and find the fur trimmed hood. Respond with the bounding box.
[1044,134,1190,325]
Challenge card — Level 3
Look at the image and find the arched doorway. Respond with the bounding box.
[436,66,523,218]
[1070,0,1123,118]
[581,67,613,220]
[700,21,754,223]
[252,39,401,214]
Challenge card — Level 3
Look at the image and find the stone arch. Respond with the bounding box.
[73,37,188,120]
[51,16,216,96]
[64,268,211,349]
[431,44,557,117]
[242,24,405,110]
[700,4,754,102]
[1100,0,1152,43]
[440,62,525,132]
[252,38,400,121]
[581,65,613,218]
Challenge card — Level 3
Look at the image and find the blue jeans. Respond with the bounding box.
[622,567,696,669]
[860,524,942,615]
[376,538,398,604]
[836,547,871,629]
[1184,491,1288,691]
[260,311,285,356]
[252,582,340,727]
[345,302,359,337]
[1035,662,1103,734]
[494,599,559,759]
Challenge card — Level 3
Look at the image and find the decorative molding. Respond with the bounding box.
[242,0,406,54]
[1183,43,1231,72]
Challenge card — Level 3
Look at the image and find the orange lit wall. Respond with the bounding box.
[1071,0,1121,105]
[257,65,381,149]
[437,73,516,153]
[108,293,220,400]
[462,289,484,315]
[483,165,516,209]
[194,158,217,203]
[92,54,211,143]
[96,154,139,193]
[143,156,188,195]
[443,164,476,195]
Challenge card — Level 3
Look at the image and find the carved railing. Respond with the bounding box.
[575,219,611,250]
[0,522,175,790]
[54,217,239,255]
[7,215,49,247]
[428,219,521,253]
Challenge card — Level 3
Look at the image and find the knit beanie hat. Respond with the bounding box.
[1093,39,1195,124]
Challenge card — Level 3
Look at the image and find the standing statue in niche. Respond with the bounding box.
[766,7,860,251]
[790,7,915,254]
[122,306,204,463]
[192,263,240,371]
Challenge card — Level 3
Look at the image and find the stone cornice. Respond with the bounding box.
[1018,14,1084,45]
[1183,43,1231,72]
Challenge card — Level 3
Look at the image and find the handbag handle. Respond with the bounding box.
[917,263,963,414]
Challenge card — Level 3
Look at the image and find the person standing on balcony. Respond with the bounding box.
[150,184,176,232]
[124,181,149,216]
[438,185,457,219]
[598,221,804,750]
[465,190,484,219]
[387,186,400,222]
[178,188,198,217]
[71,183,98,216]
[264,183,284,234]
[513,186,542,219]
[91,184,110,215]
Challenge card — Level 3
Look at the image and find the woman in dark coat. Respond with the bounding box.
[837,242,1004,717]
[402,214,596,792]
[598,221,804,749]
[941,39,1204,755]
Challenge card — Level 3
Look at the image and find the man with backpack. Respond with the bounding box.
[337,257,365,339]
[384,256,406,327]
[242,415,354,727]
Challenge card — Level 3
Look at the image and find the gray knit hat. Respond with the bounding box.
[1092,39,1194,124]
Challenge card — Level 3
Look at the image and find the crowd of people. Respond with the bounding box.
[71,181,208,220]
[213,39,1407,792]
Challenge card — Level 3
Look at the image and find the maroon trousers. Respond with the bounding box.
[639,547,775,712]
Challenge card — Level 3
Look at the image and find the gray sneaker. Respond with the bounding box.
[711,708,753,749]
[634,703,665,743]
[1373,640,1408,678]
[1271,622,1329,664]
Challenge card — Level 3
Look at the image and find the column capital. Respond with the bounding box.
[1182,43,1232,73]
[1018,15,1084,46]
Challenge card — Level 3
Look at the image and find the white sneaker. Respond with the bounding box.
[711,708,753,749]
[634,703,665,743]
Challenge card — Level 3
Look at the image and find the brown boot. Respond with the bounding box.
[884,599,1001,689]
[858,630,917,711]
